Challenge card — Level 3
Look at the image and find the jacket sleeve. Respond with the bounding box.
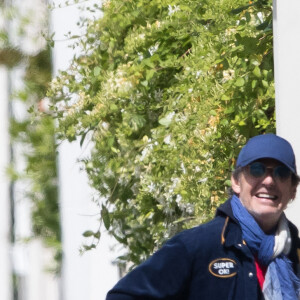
[106,235,192,300]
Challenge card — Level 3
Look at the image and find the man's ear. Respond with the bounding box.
[231,175,241,195]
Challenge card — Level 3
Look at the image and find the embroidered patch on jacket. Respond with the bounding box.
[208,258,238,278]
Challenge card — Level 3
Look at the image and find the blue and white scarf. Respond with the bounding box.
[231,195,300,300]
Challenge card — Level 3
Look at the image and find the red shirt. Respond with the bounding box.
[254,257,267,289]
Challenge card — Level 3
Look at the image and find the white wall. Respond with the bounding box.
[0,66,13,300]
[3,1,61,299]
[273,0,300,227]
[51,2,118,299]
[11,68,60,300]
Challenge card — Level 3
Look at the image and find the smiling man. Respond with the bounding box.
[106,134,300,300]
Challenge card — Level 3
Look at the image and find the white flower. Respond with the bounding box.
[140,148,149,161]
[257,12,264,23]
[222,69,235,81]
[106,67,133,93]
[194,166,201,173]
[168,5,180,16]
[171,177,180,187]
[225,28,236,36]
[148,182,156,193]
[148,42,160,56]
[196,70,202,78]
[155,20,161,28]
[101,122,109,130]
[138,52,144,60]
[164,134,171,144]
[175,194,182,204]
[198,178,208,183]
[167,111,175,119]
[181,162,186,174]
[140,143,153,161]
[186,204,194,214]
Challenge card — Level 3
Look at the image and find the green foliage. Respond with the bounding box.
[48,0,275,266]
[10,48,61,272]
[0,5,23,68]
[1,0,61,273]
[0,46,24,68]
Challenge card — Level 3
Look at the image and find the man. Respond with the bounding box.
[106,134,300,300]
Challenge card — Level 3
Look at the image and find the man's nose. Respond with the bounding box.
[261,168,276,184]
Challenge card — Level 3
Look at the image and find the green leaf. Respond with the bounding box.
[110,103,118,111]
[83,244,96,251]
[94,66,101,76]
[94,231,101,239]
[142,59,155,68]
[220,119,229,126]
[225,180,232,186]
[158,112,174,127]
[101,205,110,230]
[262,80,269,88]
[146,69,155,81]
[231,3,253,15]
[80,131,88,147]
[111,147,119,153]
[221,94,230,101]
[253,67,261,78]
[159,117,171,127]
[82,230,94,237]
[251,80,258,89]
[141,80,148,87]
[235,77,245,87]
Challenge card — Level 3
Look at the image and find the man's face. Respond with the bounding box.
[231,158,297,231]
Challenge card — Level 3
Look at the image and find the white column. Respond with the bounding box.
[273,0,300,227]
[7,1,61,298]
[26,240,60,300]
[0,66,13,300]
[51,2,118,299]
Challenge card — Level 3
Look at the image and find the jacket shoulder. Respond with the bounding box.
[174,215,229,255]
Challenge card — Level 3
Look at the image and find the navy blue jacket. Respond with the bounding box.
[106,199,300,300]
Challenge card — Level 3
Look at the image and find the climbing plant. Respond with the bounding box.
[48,0,275,266]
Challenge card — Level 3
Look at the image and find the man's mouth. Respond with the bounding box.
[256,193,278,200]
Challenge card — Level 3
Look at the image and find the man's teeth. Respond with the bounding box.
[257,193,276,200]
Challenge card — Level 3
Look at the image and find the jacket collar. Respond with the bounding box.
[215,198,247,249]
[215,197,238,222]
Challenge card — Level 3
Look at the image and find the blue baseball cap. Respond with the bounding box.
[236,134,297,174]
